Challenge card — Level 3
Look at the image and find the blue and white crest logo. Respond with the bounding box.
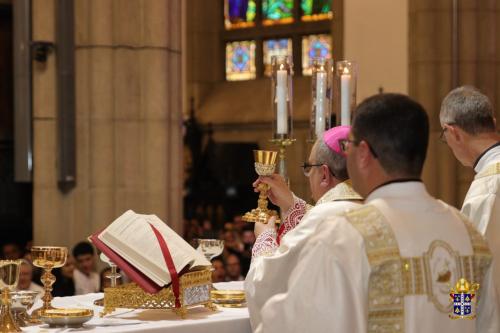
[449,278,479,319]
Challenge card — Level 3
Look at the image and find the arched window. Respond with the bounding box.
[223,0,338,81]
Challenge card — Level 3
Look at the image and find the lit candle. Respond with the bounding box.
[340,66,351,126]
[276,68,288,134]
[315,71,326,137]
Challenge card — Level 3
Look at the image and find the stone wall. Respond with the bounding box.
[32,0,183,248]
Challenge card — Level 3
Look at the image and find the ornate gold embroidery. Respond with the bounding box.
[316,180,362,205]
[344,205,493,332]
[344,206,404,333]
[474,162,500,180]
[455,212,492,302]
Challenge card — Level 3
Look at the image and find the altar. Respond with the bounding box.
[22,282,251,333]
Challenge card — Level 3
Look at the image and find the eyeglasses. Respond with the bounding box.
[301,163,324,177]
[439,127,448,143]
[339,138,378,158]
[339,139,357,153]
[439,123,456,144]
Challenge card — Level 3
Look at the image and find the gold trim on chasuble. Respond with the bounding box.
[344,206,404,333]
[475,162,500,180]
[315,180,363,205]
[344,205,492,333]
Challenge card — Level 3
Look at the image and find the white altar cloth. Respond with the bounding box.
[23,282,250,333]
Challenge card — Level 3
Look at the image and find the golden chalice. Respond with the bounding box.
[243,150,281,224]
[0,260,22,333]
[30,247,67,316]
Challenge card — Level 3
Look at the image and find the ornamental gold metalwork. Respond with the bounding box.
[100,268,215,319]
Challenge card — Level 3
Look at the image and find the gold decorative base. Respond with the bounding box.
[242,208,280,224]
[100,268,215,319]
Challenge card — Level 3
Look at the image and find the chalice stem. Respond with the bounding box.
[257,183,270,210]
[40,268,56,311]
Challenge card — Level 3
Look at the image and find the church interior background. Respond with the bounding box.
[0,0,498,248]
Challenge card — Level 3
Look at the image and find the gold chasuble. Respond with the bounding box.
[345,205,492,333]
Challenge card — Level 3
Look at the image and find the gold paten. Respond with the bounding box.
[101,268,215,318]
[243,150,281,224]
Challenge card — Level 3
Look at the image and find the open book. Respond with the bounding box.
[89,210,211,293]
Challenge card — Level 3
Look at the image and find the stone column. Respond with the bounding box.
[32,0,183,248]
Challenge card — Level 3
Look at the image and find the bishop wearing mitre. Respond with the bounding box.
[245,125,362,330]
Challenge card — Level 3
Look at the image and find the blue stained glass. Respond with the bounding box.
[233,47,250,71]
[226,41,256,81]
[309,40,329,59]
[302,34,332,75]
[263,38,292,76]
[225,0,256,29]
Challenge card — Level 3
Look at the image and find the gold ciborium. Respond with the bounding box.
[30,247,67,316]
[243,150,281,224]
[0,260,22,333]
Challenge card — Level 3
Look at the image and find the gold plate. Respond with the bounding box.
[217,302,247,308]
[211,289,246,301]
[40,308,93,328]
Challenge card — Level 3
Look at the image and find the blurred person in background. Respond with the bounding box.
[53,255,76,297]
[226,254,244,281]
[240,226,255,275]
[72,241,100,295]
[16,259,43,293]
[211,257,226,283]
[2,242,23,260]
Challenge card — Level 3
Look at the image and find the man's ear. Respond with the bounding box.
[320,165,330,186]
[447,124,464,143]
[357,140,374,168]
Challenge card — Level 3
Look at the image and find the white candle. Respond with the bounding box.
[276,69,288,134]
[340,67,351,126]
[315,72,326,137]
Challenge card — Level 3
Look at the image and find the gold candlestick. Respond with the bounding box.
[270,138,296,186]
[0,260,22,333]
[243,150,281,224]
[30,247,67,317]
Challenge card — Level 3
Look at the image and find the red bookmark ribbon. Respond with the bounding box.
[148,223,181,308]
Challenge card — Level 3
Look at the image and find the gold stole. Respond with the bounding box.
[344,205,492,333]
[475,162,500,180]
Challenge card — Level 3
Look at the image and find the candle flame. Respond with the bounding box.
[343,67,350,75]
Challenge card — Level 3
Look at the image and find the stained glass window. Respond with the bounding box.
[301,0,333,21]
[302,34,332,75]
[263,38,292,77]
[225,0,257,29]
[262,0,294,26]
[225,40,257,81]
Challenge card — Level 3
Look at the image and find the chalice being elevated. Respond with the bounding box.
[243,150,281,224]
[0,260,22,333]
[30,247,67,315]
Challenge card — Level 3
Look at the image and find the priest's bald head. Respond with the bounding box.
[345,93,429,197]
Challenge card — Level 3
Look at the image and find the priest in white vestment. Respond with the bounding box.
[253,94,500,333]
[245,126,362,330]
[440,86,500,300]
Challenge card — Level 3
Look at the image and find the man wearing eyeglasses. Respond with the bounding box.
[245,126,362,330]
[252,94,499,333]
[440,86,500,301]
